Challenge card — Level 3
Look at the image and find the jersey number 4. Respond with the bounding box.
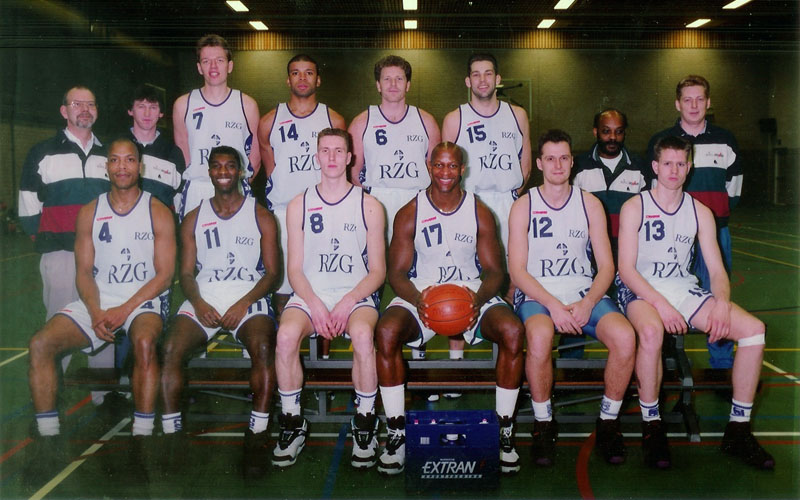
[98,222,112,243]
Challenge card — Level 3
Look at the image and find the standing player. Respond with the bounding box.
[257,54,346,316]
[25,138,175,478]
[348,54,441,241]
[173,34,261,220]
[159,146,279,479]
[273,128,385,469]
[646,75,741,369]
[125,84,185,208]
[618,136,773,470]
[508,130,635,466]
[375,142,525,476]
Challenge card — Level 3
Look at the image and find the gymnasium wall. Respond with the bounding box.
[1,46,797,210]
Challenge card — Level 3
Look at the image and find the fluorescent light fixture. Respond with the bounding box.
[537,19,556,29]
[723,0,753,9]
[403,0,418,10]
[553,0,575,9]
[686,18,711,28]
[249,20,268,30]
[226,1,249,12]
[404,19,418,29]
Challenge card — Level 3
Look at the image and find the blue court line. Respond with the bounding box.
[321,397,354,498]
[1,401,32,423]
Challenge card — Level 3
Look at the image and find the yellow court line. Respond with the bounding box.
[731,235,799,252]
[0,350,28,368]
[0,347,28,351]
[735,225,799,239]
[29,418,130,500]
[207,334,227,353]
[762,360,800,386]
[0,252,37,263]
[732,249,800,269]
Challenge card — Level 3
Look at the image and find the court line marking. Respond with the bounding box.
[0,350,28,368]
[185,430,800,438]
[732,248,800,269]
[28,417,130,500]
[731,235,798,252]
[735,226,799,239]
[762,360,800,385]
[0,252,37,263]
[0,347,28,351]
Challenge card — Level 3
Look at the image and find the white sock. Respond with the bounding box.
[600,396,623,420]
[132,412,155,436]
[249,411,269,433]
[161,412,182,434]
[449,349,464,360]
[730,399,753,423]
[640,399,660,422]
[379,384,405,420]
[496,386,519,419]
[35,411,60,437]
[279,389,302,416]
[532,399,553,422]
[355,389,378,416]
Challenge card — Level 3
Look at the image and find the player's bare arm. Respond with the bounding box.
[507,195,581,334]
[618,196,687,334]
[441,109,460,143]
[474,199,505,307]
[257,108,277,178]
[695,201,733,341]
[387,198,423,307]
[172,93,190,165]
[329,108,347,130]
[420,109,441,161]
[242,93,261,180]
[74,200,111,340]
[347,111,368,186]
[179,207,221,328]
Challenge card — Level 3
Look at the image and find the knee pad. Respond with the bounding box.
[737,333,765,347]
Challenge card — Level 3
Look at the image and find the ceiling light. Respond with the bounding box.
[537,19,556,29]
[403,0,418,10]
[226,1,249,12]
[686,18,711,28]
[553,0,575,9]
[404,19,418,29]
[723,0,753,9]
[249,20,268,30]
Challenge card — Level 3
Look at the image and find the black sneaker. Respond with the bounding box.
[243,428,270,479]
[595,418,626,465]
[127,435,155,483]
[351,413,379,468]
[95,391,131,423]
[498,416,520,474]
[720,421,775,470]
[272,413,308,467]
[641,420,671,469]
[377,416,406,475]
[531,419,558,467]
[160,430,187,478]
[22,434,68,489]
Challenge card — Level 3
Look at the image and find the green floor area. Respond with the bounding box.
[0,206,797,499]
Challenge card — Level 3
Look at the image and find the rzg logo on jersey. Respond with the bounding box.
[539,257,586,277]
[225,121,243,130]
[289,140,319,173]
[207,266,257,282]
[650,261,689,279]
[318,253,354,274]
[379,149,419,179]
[135,231,154,240]
[437,265,468,283]
[478,141,514,171]
[108,248,149,284]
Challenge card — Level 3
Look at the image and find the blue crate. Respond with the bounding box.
[405,409,499,492]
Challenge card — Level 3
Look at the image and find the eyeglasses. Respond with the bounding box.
[67,101,97,110]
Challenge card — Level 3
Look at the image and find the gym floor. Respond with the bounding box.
[0,205,797,499]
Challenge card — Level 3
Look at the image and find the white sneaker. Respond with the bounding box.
[426,393,440,402]
[351,413,379,468]
[272,413,308,467]
[499,416,521,474]
[377,416,406,475]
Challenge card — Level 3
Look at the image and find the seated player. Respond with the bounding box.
[617,135,774,470]
[375,142,525,475]
[26,138,175,477]
[508,130,635,466]
[159,146,280,479]
[273,128,385,469]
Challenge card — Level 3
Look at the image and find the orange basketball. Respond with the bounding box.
[422,284,474,336]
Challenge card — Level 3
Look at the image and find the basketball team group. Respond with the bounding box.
[18,33,775,482]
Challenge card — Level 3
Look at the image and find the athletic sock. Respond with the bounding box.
[35,411,60,437]
[249,411,269,433]
[600,396,623,420]
[449,349,464,360]
[161,412,182,434]
[496,386,519,419]
[531,399,553,422]
[639,399,661,422]
[354,389,378,416]
[379,385,405,420]
[729,398,753,423]
[279,389,302,416]
[132,412,156,436]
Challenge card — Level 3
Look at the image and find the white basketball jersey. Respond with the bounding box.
[410,190,482,292]
[455,102,524,193]
[636,191,699,286]
[360,105,430,190]
[301,185,369,295]
[183,88,253,182]
[194,197,263,296]
[92,192,155,306]
[265,102,333,210]
[522,187,594,302]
